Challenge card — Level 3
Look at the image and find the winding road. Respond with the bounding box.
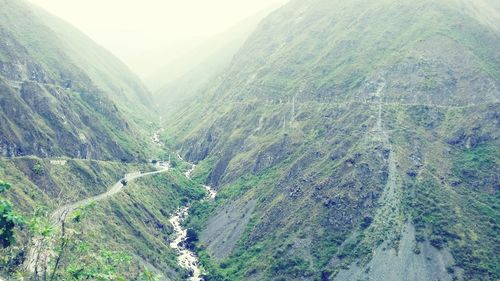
[25,164,170,275]
[24,151,215,280]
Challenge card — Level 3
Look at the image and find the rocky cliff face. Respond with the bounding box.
[0,0,152,161]
[165,0,499,280]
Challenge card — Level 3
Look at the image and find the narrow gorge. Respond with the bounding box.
[169,154,217,280]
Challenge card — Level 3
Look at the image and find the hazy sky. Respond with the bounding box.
[27,0,287,77]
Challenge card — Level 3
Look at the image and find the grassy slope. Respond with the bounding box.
[0,0,156,160]
[0,157,207,279]
[12,0,152,109]
[0,157,137,273]
[61,169,206,280]
[163,0,499,280]
[178,103,499,281]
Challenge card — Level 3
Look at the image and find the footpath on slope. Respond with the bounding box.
[25,163,170,276]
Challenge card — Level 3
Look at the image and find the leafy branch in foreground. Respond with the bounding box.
[47,205,133,281]
[0,180,24,248]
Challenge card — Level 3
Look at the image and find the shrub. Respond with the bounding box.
[0,181,23,248]
[32,162,45,175]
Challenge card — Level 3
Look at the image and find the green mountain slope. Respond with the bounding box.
[164,0,499,280]
[0,156,205,279]
[4,0,152,108]
[148,4,284,115]
[0,1,204,279]
[0,0,153,160]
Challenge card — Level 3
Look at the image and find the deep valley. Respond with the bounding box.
[0,0,498,280]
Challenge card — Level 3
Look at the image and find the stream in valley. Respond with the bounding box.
[169,153,217,280]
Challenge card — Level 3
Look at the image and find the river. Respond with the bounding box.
[170,154,217,280]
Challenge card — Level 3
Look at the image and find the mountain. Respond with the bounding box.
[147,3,285,114]
[0,2,202,279]
[16,0,152,108]
[0,156,205,280]
[164,0,500,280]
[0,0,153,161]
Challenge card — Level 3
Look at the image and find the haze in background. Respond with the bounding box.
[27,0,288,78]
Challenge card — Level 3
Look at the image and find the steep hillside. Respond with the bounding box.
[164,0,500,280]
[0,0,153,161]
[9,0,152,108]
[148,3,284,115]
[0,1,207,279]
[145,14,257,92]
[0,156,206,279]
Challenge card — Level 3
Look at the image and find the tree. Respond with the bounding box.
[46,204,133,280]
[0,181,23,248]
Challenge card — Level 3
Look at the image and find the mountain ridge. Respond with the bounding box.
[0,0,154,161]
[163,0,499,280]
[0,0,498,280]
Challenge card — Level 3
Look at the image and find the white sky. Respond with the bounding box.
[27,0,287,77]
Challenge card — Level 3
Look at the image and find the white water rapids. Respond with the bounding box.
[169,153,217,280]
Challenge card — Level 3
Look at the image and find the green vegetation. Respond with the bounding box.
[58,168,206,279]
[396,105,500,280]
[0,157,204,279]
[402,143,499,280]
[0,181,23,248]
[0,0,498,280]
[162,1,499,280]
[452,144,498,188]
[0,0,155,161]
[30,203,137,281]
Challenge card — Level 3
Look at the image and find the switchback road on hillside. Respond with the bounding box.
[25,164,170,276]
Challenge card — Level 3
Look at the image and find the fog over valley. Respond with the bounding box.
[0,0,498,280]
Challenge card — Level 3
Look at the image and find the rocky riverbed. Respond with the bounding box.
[169,155,217,280]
